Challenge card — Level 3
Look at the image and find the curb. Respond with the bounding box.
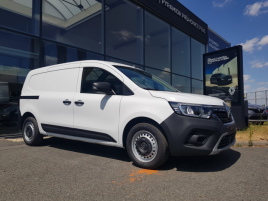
[235,141,268,147]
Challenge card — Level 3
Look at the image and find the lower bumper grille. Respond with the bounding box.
[214,111,233,123]
[218,133,236,149]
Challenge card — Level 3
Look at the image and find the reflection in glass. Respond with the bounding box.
[172,28,190,77]
[172,74,191,93]
[145,67,171,85]
[0,30,38,85]
[106,57,144,70]
[145,12,170,71]
[0,30,38,132]
[86,52,103,61]
[42,0,103,53]
[43,42,57,66]
[42,41,103,66]
[0,30,39,54]
[0,0,36,34]
[191,38,205,80]
[105,0,143,64]
[192,79,203,94]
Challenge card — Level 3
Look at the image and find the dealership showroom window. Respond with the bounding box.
[0,0,211,132]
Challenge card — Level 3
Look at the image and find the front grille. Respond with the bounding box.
[213,110,233,123]
[249,115,267,120]
[251,109,265,113]
[218,133,236,149]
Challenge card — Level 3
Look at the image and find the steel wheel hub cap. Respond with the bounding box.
[24,122,35,141]
[132,131,158,162]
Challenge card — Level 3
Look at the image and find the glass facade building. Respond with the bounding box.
[0,0,226,133]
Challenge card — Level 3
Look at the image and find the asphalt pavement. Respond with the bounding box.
[0,137,268,201]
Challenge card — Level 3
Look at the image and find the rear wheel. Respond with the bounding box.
[126,123,169,169]
[22,117,43,146]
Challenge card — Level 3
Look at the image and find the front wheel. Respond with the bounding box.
[126,123,169,169]
[22,117,43,146]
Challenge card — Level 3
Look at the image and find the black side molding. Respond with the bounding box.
[41,124,117,143]
[20,96,39,99]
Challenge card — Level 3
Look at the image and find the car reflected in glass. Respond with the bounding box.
[0,102,19,125]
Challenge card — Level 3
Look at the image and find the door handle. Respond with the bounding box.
[63,99,71,105]
[75,100,84,106]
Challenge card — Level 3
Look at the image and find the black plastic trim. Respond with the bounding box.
[20,96,39,99]
[41,124,117,143]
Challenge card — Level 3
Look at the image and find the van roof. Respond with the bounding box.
[33,60,136,73]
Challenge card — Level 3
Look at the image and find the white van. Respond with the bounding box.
[20,60,236,169]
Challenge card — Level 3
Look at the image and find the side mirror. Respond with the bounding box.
[92,82,115,95]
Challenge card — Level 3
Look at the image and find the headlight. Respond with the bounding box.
[223,102,232,119]
[169,102,213,119]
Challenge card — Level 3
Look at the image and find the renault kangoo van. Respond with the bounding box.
[20,61,236,169]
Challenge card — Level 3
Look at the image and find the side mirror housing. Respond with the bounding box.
[92,82,115,95]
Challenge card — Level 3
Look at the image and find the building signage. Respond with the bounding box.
[208,28,231,52]
[203,46,243,105]
[158,0,206,34]
[134,0,208,44]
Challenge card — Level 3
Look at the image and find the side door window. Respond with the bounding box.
[81,67,132,95]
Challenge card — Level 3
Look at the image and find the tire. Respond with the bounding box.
[22,117,43,146]
[126,123,169,169]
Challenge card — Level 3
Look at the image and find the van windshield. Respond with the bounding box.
[115,66,178,92]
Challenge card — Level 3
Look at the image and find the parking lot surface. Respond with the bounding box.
[0,137,267,201]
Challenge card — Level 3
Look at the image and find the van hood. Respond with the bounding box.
[148,91,224,106]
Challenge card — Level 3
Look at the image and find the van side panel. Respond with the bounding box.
[38,67,80,131]
[28,73,46,92]
[118,89,174,145]
[20,72,47,123]
[43,68,79,92]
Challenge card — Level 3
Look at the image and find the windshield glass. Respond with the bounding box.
[115,66,178,92]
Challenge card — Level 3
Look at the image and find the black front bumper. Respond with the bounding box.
[160,113,236,156]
